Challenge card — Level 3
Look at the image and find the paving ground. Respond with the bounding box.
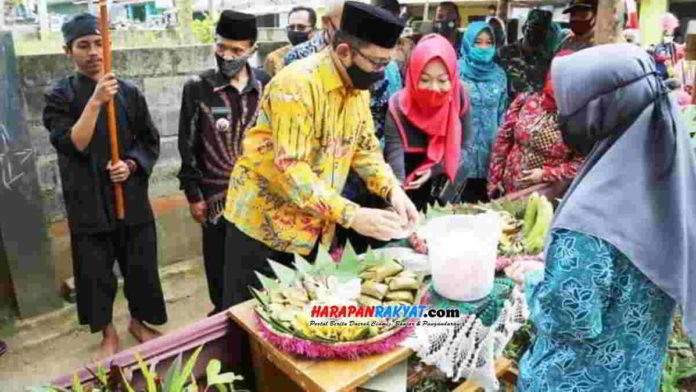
[0,258,211,392]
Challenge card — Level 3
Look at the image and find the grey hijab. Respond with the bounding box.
[550,44,696,341]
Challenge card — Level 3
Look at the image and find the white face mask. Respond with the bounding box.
[664,35,674,43]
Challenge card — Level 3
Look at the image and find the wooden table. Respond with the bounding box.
[228,300,414,392]
[229,300,518,392]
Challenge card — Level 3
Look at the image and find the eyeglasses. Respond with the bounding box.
[434,19,458,29]
[351,47,390,69]
[286,24,312,32]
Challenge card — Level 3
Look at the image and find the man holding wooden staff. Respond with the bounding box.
[43,13,167,358]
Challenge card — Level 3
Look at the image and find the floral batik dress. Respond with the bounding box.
[518,229,676,392]
[487,92,585,197]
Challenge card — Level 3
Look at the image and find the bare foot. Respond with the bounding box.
[95,324,120,362]
[128,319,162,343]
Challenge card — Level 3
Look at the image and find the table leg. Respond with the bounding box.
[249,337,305,392]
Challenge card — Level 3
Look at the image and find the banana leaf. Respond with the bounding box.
[267,259,297,286]
[249,287,270,309]
[255,272,280,291]
[293,254,315,275]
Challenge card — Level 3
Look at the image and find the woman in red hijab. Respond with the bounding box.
[487,50,584,198]
[383,33,473,211]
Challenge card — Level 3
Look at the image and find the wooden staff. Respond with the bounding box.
[99,0,125,220]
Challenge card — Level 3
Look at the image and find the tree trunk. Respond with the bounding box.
[37,0,48,40]
[497,0,509,21]
[207,0,215,20]
[594,0,625,44]
[176,0,193,44]
[0,0,5,30]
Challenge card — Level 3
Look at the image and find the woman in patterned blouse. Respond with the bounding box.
[506,44,696,392]
[457,21,508,203]
[487,50,583,198]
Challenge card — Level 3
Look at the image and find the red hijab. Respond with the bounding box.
[542,49,575,112]
[399,34,463,183]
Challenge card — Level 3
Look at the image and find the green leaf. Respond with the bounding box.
[72,373,84,392]
[339,241,359,265]
[249,287,270,309]
[313,246,335,274]
[267,259,297,286]
[96,365,108,387]
[171,345,204,392]
[206,359,222,383]
[119,368,136,392]
[134,353,157,392]
[163,353,183,392]
[189,372,198,392]
[293,254,314,275]
[255,272,280,291]
[209,373,242,386]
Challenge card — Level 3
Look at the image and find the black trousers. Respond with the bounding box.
[70,221,167,333]
[202,219,226,315]
[223,222,318,392]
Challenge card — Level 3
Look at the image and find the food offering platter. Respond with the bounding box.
[249,244,428,359]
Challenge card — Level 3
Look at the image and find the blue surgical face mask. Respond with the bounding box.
[470,46,495,63]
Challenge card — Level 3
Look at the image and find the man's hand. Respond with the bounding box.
[351,208,406,241]
[90,73,119,106]
[107,160,130,183]
[404,169,431,190]
[389,186,419,229]
[189,201,208,224]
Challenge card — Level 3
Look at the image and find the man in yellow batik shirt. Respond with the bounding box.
[222,1,419,308]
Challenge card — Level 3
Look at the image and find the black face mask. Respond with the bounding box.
[288,30,310,46]
[433,20,458,38]
[346,62,384,90]
[215,53,249,78]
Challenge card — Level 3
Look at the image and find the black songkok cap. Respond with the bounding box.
[216,10,258,41]
[62,13,100,45]
[341,1,405,49]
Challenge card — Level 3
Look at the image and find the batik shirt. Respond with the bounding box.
[224,49,399,255]
[459,68,508,180]
[495,40,552,101]
[263,44,292,77]
[518,229,676,392]
[283,31,330,66]
[177,66,270,223]
[487,92,584,197]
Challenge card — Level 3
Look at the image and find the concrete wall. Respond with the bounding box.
[17,41,288,289]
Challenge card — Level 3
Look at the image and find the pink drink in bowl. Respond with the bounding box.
[426,213,502,302]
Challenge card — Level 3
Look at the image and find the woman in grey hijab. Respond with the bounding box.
[506,44,696,391]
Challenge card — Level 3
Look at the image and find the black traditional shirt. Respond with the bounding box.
[176,65,270,222]
[43,73,160,234]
